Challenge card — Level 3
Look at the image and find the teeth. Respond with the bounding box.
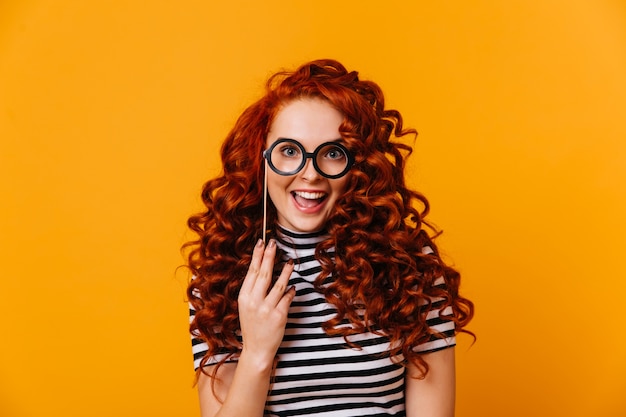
[294,191,326,200]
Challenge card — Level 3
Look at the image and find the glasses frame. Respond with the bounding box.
[263,138,354,179]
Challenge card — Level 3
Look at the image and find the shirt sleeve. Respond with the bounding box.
[189,303,241,371]
[411,246,457,354]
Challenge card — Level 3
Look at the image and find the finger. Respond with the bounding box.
[265,259,295,306]
[250,239,278,295]
[239,239,265,294]
[275,285,296,315]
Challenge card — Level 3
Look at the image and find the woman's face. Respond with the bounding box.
[265,98,351,233]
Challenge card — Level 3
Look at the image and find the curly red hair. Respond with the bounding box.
[185,59,473,379]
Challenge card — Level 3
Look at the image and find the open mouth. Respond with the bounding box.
[292,191,328,208]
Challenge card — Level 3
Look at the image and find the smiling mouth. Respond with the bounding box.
[292,191,327,208]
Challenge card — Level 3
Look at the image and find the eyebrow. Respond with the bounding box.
[275,137,344,143]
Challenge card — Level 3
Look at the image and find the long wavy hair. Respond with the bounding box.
[185,59,473,380]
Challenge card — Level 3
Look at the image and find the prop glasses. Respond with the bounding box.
[263,138,354,179]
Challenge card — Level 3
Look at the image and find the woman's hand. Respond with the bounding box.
[237,238,296,370]
[197,239,295,417]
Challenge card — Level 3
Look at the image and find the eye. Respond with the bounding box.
[324,146,346,160]
[278,144,301,158]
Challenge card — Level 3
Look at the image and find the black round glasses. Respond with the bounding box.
[263,138,354,179]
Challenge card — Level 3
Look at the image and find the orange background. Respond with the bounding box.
[1,1,625,416]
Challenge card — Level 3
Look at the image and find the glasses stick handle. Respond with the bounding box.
[262,160,268,244]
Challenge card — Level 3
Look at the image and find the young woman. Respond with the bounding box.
[185,59,474,417]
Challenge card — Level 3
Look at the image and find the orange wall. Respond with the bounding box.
[1,1,625,416]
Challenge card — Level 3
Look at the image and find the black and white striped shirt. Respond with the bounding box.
[190,227,456,416]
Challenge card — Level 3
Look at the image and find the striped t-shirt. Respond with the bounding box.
[190,227,456,416]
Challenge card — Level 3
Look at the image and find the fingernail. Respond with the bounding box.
[287,258,294,266]
[268,239,276,248]
[256,239,264,248]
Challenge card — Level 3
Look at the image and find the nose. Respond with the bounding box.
[299,157,321,181]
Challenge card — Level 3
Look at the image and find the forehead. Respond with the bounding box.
[267,98,343,147]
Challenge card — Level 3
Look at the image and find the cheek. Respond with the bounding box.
[332,174,352,196]
[266,172,290,199]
